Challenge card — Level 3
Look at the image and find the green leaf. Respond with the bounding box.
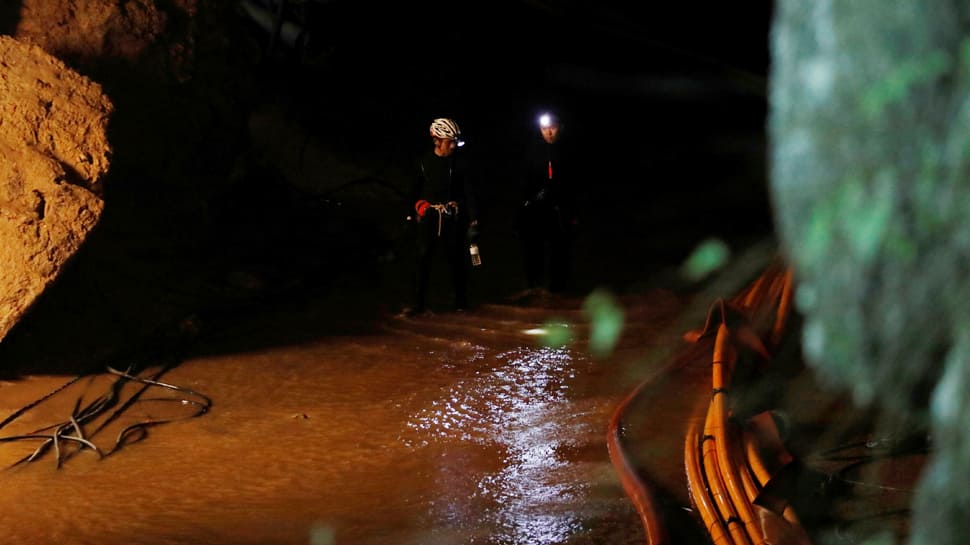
[583,289,625,357]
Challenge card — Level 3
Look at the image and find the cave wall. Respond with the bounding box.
[0,0,261,365]
[0,35,112,344]
[0,0,386,369]
[769,2,970,544]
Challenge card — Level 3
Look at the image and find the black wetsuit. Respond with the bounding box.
[517,133,578,293]
[407,148,478,312]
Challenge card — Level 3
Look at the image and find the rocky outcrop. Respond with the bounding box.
[0,35,113,344]
[13,0,194,79]
[770,2,970,545]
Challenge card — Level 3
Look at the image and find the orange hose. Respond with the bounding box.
[685,418,732,545]
[713,403,764,545]
[607,379,668,545]
[742,415,806,530]
[641,263,802,545]
[712,323,765,545]
[739,273,767,309]
[743,430,804,528]
[690,263,808,545]
[703,404,751,545]
[743,431,773,488]
[770,268,795,347]
[733,429,761,503]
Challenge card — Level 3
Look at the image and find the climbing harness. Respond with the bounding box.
[428,201,459,236]
[416,160,461,236]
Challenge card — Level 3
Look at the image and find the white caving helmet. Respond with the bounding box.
[429,118,464,146]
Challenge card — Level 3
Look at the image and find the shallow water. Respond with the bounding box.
[0,291,688,545]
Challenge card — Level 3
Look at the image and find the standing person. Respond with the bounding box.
[516,110,579,295]
[401,117,480,317]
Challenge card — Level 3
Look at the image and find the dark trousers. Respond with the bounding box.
[413,214,468,310]
[519,206,572,293]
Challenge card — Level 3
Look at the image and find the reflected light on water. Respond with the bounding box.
[404,345,588,544]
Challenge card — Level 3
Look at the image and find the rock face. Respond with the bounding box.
[13,0,190,77]
[769,2,970,545]
[0,35,113,344]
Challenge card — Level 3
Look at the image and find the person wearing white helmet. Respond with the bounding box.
[400,117,479,317]
[429,117,465,147]
[515,109,579,296]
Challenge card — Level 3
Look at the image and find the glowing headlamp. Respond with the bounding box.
[456,135,465,147]
[539,112,557,129]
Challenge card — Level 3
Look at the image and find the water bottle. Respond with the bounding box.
[469,243,482,267]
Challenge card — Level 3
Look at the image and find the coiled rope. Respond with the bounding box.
[428,201,459,236]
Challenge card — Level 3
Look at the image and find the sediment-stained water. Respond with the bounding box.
[0,291,687,545]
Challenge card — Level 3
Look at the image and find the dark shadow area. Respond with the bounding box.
[0,2,20,36]
[0,161,395,378]
[648,481,711,544]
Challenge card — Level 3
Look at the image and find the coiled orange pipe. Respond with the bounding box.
[770,268,794,347]
[711,323,765,545]
[685,417,732,544]
[734,428,761,503]
[703,401,751,545]
[743,431,773,490]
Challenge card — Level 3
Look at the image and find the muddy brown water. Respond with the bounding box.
[0,252,926,545]
[0,287,695,545]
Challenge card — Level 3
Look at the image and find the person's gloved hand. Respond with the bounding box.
[466,220,480,242]
[414,200,431,218]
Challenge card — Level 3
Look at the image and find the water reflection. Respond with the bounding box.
[405,345,594,544]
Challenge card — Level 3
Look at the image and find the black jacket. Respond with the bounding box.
[519,134,578,226]
[409,149,478,226]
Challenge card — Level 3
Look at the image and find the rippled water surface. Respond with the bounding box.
[0,291,688,545]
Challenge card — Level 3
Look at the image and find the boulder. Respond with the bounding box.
[0,35,113,344]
